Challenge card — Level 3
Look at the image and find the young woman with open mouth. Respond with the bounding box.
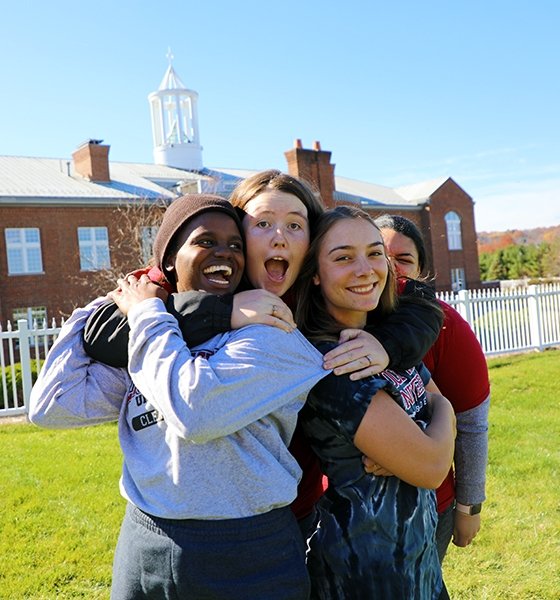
[30,195,329,599]
[83,171,445,540]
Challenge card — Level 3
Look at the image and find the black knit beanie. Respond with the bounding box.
[152,194,244,270]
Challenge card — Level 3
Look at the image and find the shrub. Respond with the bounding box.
[0,361,42,410]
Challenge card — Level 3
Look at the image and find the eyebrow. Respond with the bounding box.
[191,230,243,240]
[327,241,384,255]
[251,209,308,219]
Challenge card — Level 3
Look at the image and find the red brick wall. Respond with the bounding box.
[0,204,144,323]
[284,142,336,208]
[72,142,111,182]
[364,207,438,279]
[0,175,481,324]
[341,183,481,293]
[284,142,480,293]
[425,180,481,291]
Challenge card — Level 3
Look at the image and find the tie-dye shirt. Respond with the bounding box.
[301,342,442,600]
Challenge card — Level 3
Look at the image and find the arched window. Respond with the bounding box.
[445,211,462,250]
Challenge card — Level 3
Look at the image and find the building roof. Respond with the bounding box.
[0,155,447,210]
[209,170,431,209]
[333,175,422,208]
[0,156,190,204]
[395,177,450,202]
[158,64,188,91]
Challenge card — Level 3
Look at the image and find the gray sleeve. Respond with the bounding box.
[453,395,490,505]
[29,298,128,428]
[126,298,328,444]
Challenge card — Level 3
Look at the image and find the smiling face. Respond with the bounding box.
[164,211,244,294]
[381,228,422,279]
[242,189,310,296]
[313,217,388,329]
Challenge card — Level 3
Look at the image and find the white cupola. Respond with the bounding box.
[148,52,203,170]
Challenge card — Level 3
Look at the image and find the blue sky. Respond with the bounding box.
[1,0,558,233]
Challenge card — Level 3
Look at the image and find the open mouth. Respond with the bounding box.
[265,257,289,282]
[203,264,234,286]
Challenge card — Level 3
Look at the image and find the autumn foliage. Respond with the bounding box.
[478,225,560,281]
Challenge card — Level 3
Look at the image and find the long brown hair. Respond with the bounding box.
[295,206,397,343]
[230,169,325,238]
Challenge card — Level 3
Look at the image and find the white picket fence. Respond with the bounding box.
[1,283,560,418]
[439,283,560,356]
[0,319,63,417]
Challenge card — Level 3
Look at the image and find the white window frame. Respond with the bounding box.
[451,268,465,292]
[12,306,48,347]
[78,227,111,271]
[12,306,47,327]
[5,228,43,275]
[445,211,463,250]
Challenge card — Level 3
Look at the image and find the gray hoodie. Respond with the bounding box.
[30,297,328,519]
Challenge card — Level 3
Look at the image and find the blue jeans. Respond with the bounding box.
[297,506,317,542]
[436,504,455,564]
[111,504,310,600]
[436,505,454,599]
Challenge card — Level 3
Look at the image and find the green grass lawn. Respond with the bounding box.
[1,349,559,598]
[0,424,123,599]
[443,349,560,599]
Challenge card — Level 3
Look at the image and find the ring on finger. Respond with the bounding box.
[272,304,278,316]
[366,355,374,366]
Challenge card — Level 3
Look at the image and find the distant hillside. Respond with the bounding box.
[477,225,560,253]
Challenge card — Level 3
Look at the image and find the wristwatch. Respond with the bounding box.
[455,502,482,515]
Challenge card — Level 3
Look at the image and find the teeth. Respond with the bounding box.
[204,265,232,276]
[351,285,374,293]
[207,279,229,286]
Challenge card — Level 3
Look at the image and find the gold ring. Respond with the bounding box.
[272,305,278,316]
[366,355,373,366]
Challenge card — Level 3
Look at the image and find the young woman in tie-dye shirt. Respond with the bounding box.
[296,206,456,600]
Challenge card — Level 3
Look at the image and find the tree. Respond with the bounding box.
[480,249,508,281]
[540,240,560,278]
[479,241,559,282]
[67,197,169,310]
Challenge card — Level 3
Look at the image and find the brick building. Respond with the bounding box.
[0,62,481,325]
[284,140,481,294]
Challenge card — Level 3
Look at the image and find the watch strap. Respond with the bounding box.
[455,502,482,515]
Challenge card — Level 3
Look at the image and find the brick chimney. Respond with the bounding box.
[284,139,336,208]
[72,139,111,182]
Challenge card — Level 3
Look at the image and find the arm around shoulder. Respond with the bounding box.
[126,305,327,443]
[83,299,129,367]
[368,280,443,370]
[83,292,235,368]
